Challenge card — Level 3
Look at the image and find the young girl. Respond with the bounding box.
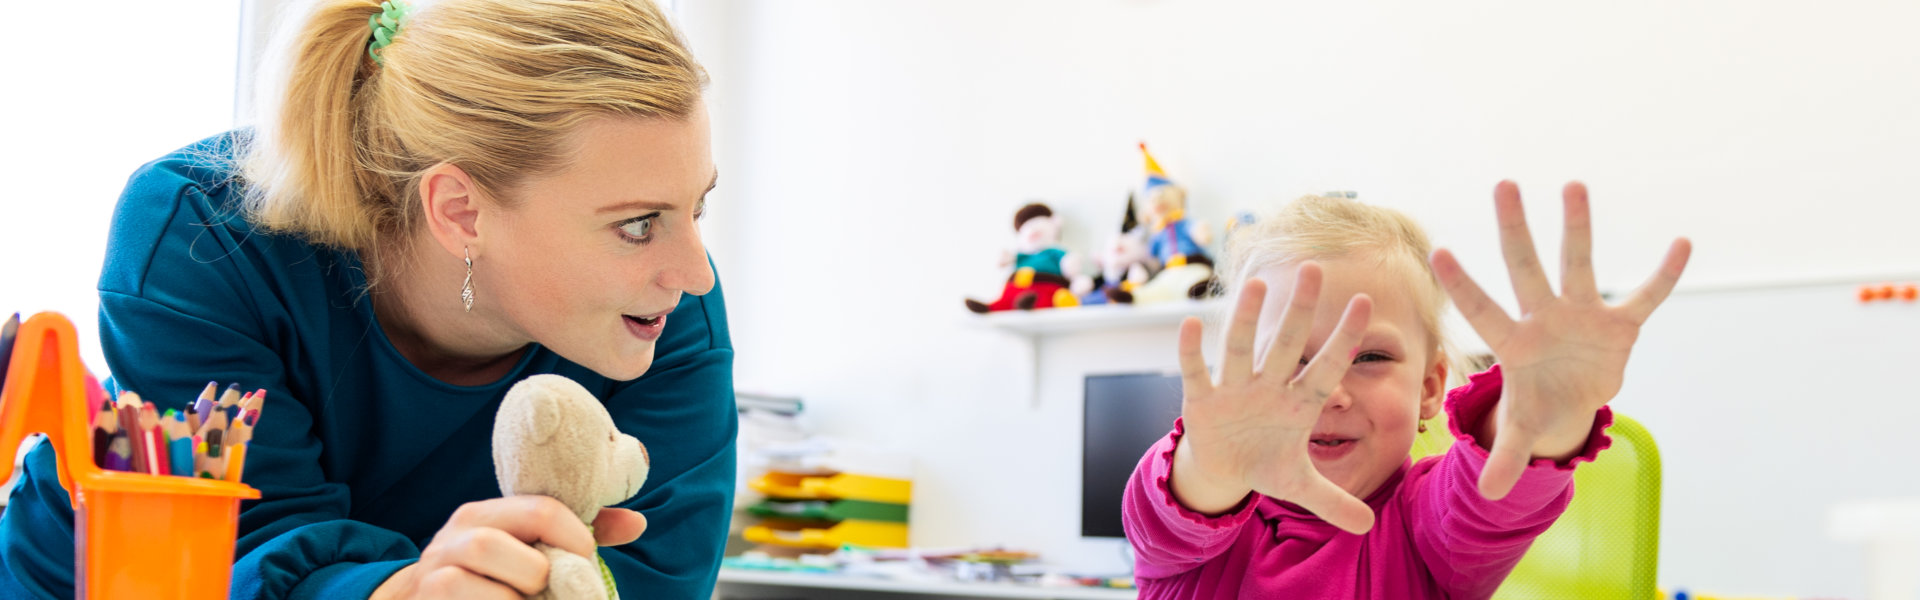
[1122,182,1691,599]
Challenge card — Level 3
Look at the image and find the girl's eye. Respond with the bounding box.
[617,214,658,244]
[693,199,708,221]
[1293,351,1392,371]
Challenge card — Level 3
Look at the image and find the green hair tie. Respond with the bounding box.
[367,1,410,66]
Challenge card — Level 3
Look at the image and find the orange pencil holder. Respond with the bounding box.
[0,312,259,600]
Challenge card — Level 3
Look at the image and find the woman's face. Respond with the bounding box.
[1252,257,1447,499]
[482,107,717,381]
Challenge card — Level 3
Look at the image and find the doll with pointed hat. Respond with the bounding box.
[1131,142,1219,303]
[966,202,1083,313]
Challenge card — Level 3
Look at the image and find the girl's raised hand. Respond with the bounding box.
[1172,263,1378,534]
[1429,181,1691,500]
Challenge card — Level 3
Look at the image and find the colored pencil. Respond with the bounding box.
[193,439,210,478]
[196,406,228,442]
[0,313,17,387]
[138,404,164,476]
[223,444,248,482]
[76,381,268,477]
[105,435,132,472]
[192,382,217,426]
[117,392,147,474]
[228,413,253,448]
[216,384,242,412]
[91,400,117,469]
[205,429,226,480]
[161,410,191,476]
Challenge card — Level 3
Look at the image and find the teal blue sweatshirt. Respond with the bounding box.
[0,132,738,599]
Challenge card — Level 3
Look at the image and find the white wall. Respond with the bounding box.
[0,1,243,372]
[696,1,1920,597]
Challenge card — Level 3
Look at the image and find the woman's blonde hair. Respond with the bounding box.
[1217,195,1459,375]
[240,0,706,271]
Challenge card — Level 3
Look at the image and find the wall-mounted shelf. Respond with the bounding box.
[967,300,1227,338]
[964,300,1226,406]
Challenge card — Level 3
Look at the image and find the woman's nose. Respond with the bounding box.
[660,227,715,295]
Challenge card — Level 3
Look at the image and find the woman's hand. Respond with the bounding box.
[1430,181,1691,500]
[1170,263,1379,534]
[370,496,648,600]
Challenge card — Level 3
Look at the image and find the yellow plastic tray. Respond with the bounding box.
[750,471,911,504]
[743,519,909,549]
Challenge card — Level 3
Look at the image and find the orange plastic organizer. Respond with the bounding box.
[0,312,260,599]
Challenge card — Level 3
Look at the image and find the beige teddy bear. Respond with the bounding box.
[493,374,651,600]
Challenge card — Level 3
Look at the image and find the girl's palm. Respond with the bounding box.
[1430,181,1691,500]
[1177,263,1378,534]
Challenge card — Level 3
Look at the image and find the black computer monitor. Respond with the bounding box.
[1081,372,1185,539]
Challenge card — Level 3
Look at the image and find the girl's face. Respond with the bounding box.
[483,108,717,381]
[1252,257,1448,500]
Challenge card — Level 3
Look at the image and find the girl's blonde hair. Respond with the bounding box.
[1217,195,1459,376]
[240,0,706,268]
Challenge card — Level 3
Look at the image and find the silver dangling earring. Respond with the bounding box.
[460,247,475,313]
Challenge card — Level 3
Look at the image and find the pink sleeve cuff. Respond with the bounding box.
[1151,418,1261,529]
[1443,365,1614,472]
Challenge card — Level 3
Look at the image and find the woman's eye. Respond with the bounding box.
[618,215,656,244]
[1354,352,1392,363]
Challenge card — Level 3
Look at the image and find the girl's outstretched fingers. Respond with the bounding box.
[1493,181,1554,311]
[1430,247,1516,348]
[1177,316,1214,400]
[1559,182,1600,302]
[1622,238,1693,324]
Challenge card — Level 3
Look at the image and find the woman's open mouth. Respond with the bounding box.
[623,312,668,341]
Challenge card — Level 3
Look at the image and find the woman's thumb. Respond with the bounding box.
[593,508,647,546]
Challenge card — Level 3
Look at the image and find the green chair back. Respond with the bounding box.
[1410,410,1662,600]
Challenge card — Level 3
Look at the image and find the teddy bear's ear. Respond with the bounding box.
[525,392,561,445]
[504,375,573,445]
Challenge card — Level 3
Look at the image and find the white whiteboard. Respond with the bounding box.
[1612,278,1920,598]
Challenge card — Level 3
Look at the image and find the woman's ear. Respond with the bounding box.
[1420,354,1449,420]
[419,162,486,259]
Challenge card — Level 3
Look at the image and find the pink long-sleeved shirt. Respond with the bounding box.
[1122,366,1613,599]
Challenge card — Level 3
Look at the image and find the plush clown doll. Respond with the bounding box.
[1131,143,1218,303]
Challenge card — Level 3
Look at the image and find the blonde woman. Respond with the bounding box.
[0,1,732,598]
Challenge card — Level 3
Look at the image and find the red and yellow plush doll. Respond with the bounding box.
[966,203,1083,313]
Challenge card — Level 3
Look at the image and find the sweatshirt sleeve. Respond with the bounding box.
[1121,418,1260,580]
[0,151,426,600]
[1408,365,1614,599]
[113,293,424,600]
[598,266,737,599]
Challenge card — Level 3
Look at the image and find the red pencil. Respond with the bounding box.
[117,392,147,474]
[147,426,168,476]
[138,403,163,476]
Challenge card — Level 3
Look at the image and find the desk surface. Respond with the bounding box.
[715,568,1138,600]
